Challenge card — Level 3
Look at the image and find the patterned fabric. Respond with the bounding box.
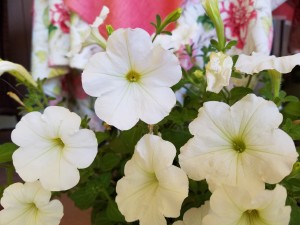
[181,0,273,56]
[31,0,68,81]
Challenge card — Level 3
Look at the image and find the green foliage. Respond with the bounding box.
[197,15,214,31]
[282,119,300,141]
[151,8,182,42]
[283,102,300,117]
[0,143,18,163]
[19,79,52,113]
[106,25,114,36]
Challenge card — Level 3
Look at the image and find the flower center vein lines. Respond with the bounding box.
[204,112,232,142]
[110,83,131,113]
[238,101,265,138]
[18,144,61,170]
[6,204,37,224]
[121,178,159,202]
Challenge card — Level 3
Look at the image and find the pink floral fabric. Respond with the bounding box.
[50,3,71,33]
[221,0,257,49]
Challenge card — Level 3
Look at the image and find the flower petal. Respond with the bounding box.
[139,45,181,87]
[157,167,188,217]
[231,94,282,138]
[13,145,59,182]
[107,28,153,70]
[38,200,64,225]
[235,52,300,74]
[94,83,139,130]
[0,183,25,208]
[245,129,298,184]
[39,152,80,191]
[62,129,98,168]
[11,112,48,147]
[136,85,177,125]
[82,51,128,97]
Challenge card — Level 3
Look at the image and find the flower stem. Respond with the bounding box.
[245,75,253,88]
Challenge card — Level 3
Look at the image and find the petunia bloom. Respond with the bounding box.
[235,52,300,74]
[0,181,63,225]
[173,201,210,225]
[116,134,189,225]
[202,185,291,225]
[206,52,233,93]
[12,106,98,191]
[82,28,182,130]
[179,94,298,193]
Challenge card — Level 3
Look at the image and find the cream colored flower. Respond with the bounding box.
[116,134,189,225]
[0,181,63,225]
[179,94,298,193]
[202,185,291,225]
[82,28,182,130]
[0,59,37,87]
[235,52,300,74]
[12,106,98,191]
[173,201,210,225]
[206,52,233,93]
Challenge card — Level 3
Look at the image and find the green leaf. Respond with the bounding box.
[70,173,111,209]
[99,153,121,171]
[106,201,125,222]
[210,39,219,49]
[231,71,242,79]
[106,25,114,36]
[286,197,300,225]
[283,102,300,117]
[156,15,162,27]
[284,95,299,103]
[95,132,110,144]
[161,30,172,35]
[110,122,148,154]
[162,129,192,150]
[224,40,237,51]
[231,55,239,66]
[281,119,300,140]
[94,211,114,225]
[229,87,253,105]
[0,143,18,163]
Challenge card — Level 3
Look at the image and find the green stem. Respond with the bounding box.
[268,70,282,99]
[245,75,253,88]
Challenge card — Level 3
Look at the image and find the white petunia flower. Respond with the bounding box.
[179,94,298,193]
[12,106,98,191]
[82,28,182,130]
[0,181,63,225]
[116,134,189,225]
[173,201,210,225]
[206,52,233,93]
[235,52,300,74]
[202,185,291,225]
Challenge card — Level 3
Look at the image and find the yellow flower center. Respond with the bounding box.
[53,138,65,149]
[232,138,246,153]
[126,70,141,82]
[242,209,260,224]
